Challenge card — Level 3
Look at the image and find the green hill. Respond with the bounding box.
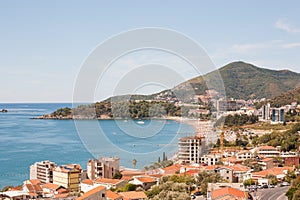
[268,87,300,107]
[174,61,300,100]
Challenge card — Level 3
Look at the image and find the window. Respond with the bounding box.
[102,193,105,197]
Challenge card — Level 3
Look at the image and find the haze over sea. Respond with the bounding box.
[0,103,194,188]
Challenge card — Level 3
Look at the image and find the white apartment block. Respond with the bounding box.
[30,160,57,184]
[178,136,205,164]
[87,157,120,180]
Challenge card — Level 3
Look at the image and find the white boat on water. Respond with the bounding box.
[136,121,145,124]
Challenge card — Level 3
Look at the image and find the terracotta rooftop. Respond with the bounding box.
[29,179,41,185]
[119,191,147,200]
[42,183,61,190]
[135,176,157,183]
[95,177,123,185]
[161,164,181,174]
[259,146,277,150]
[81,179,94,185]
[77,185,106,200]
[211,187,246,199]
[107,190,122,200]
[252,167,293,177]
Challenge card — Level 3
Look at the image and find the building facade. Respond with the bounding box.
[87,157,120,180]
[30,160,57,184]
[53,164,81,192]
[178,136,205,164]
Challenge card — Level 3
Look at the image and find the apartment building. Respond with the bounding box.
[30,160,57,184]
[87,157,120,180]
[53,164,81,192]
[257,146,280,158]
[178,136,205,164]
[200,154,221,166]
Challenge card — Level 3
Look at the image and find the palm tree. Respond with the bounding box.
[132,159,137,168]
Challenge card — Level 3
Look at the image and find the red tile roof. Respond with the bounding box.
[211,187,246,199]
[135,176,156,183]
[95,178,123,185]
[107,190,122,200]
[81,179,94,185]
[119,191,147,200]
[42,183,61,190]
[77,186,106,200]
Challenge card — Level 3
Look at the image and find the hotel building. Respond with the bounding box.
[178,136,205,164]
[30,160,57,184]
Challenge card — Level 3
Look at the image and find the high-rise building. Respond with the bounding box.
[271,108,285,123]
[178,136,205,164]
[53,164,81,192]
[262,103,270,121]
[30,160,57,184]
[87,157,120,180]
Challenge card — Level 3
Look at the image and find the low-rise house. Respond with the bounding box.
[284,156,299,167]
[95,178,126,189]
[119,191,148,200]
[252,167,294,180]
[256,146,280,158]
[0,190,36,200]
[77,185,107,200]
[200,154,221,166]
[107,190,122,200]
[236,150,253,161]
[258,158,274,170]
[129,176,158,190]
[208,187,247,200]
[23,179,43,197]
[207,183,246,199]
[159,164,181,175]
[42,182,68,198]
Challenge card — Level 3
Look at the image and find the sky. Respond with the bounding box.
[0,0,300,102]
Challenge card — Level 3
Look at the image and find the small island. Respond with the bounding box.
[1,109,8,113]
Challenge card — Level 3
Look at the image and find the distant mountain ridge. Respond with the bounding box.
[173,61,300,100]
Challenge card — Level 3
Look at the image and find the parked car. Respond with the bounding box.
[282,182,290,186]
[262,184,268,189]
[191,195,196,199]
[269,184,275,188]
[257,185,263,189]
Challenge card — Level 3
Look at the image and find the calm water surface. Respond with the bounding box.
[0,103,194,188]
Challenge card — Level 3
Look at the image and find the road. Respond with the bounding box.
[253,186,289,200]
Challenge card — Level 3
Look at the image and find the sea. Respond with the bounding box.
[0,103,194,188]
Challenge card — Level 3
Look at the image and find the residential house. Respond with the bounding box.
[77,185,107,200]
[209,187,247,200]
[257,146,280,158]
[119,191,148,200]
[129,176,158,190]
[258,158,274,170]
[107,190,122,200]
[95,178,126,190]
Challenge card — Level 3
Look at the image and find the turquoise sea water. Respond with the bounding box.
[0,103,194,188]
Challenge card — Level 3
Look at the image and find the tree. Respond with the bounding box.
[112,171,123,179]
[195,171,224,195]
[132,159,137,168]
[162,152,166,161]
[123,183,137,192]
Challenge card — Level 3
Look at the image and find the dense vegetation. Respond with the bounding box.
[252,123,300,151]
[48,100,182,119]
[146,171,224,200]
[215,114,258,127]
[286,175,300,200]
[181,61,300,100]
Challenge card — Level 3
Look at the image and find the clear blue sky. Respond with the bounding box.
[1,0,300,102]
